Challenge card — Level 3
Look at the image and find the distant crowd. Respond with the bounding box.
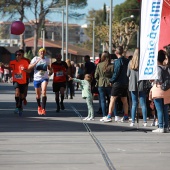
[1,45,170,133]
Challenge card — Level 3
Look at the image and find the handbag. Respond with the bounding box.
[143,80,152,92]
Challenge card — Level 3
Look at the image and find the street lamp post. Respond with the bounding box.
[66,0,68,60]
[86,18,95,62]
[61,9,64,60]
[92,19,95,62]
[137,28,139,48]
[109,0,113,54]
[41,28,45,48]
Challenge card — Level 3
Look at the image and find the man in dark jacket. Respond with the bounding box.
[103,46,129,123]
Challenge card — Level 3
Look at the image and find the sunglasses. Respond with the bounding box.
[16,53,22,56]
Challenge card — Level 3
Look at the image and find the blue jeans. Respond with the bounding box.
[154,98,169,128]
[131,91,147,123]
[98,87,111,117]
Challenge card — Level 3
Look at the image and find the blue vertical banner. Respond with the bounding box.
[139,0,163,80]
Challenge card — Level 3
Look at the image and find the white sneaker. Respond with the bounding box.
[83,117,89,120]
[87,117,94,121]
[115,116,120,122]
[120,116,129,123]
[130,122,135,127]
[103,117,112,123]
[129,118,136,121]
[152,128,164,133]
[143,123,147,127]
[151,122,155,126]
[100,116,107,121]
[155,121,158,126]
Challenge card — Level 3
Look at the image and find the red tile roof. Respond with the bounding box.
[24,37,98,57]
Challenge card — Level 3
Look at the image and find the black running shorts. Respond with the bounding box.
[53,82,66,92]
[111,83,128,97]
[13,82,27,94]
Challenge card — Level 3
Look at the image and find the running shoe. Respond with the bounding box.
[56,106,60,112]
[130,122,135,127]
[87,117,94,121]
[115,116,121,122]
[18,108,23,117]
[100,116,107,121]
[152,128,164,133]
[83,117,89,120]
[103,117,112,123]
[120,116,129,123]
[14,108,19,114]
[38,106,42,115]
[41,109,46,115]
[23,98,27,105]
[143,123,147,127]
[60,102,65,110]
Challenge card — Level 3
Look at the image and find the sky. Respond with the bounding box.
[46,0,125,25]
[1,0,125,25]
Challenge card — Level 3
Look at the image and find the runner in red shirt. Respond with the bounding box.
[9,50,29,116]
[50,54,68,112]
[19,49,30,105]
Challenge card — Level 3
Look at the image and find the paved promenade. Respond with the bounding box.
[0,81,170,170]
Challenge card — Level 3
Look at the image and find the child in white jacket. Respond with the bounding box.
[69,74,94,120]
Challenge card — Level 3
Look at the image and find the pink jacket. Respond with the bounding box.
[150,84,170,104]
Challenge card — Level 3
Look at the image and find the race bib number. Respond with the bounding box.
[55,71,63,77]
[14,73,22,79]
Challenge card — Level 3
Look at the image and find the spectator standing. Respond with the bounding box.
[127,48,148,127]
[3,65,10,83]
[103,46,129,122]
[66,59,75,99]
[28,48,51,115]
[84,55,96,94]
[71,61,76,96]
[69,74,94,120]
[51,54,68,112]
[150,50,170,133]
[76,63,84,90]
[94,51,114,121]
[75,63,80,90]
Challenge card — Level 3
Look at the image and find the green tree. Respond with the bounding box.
[0,0,87,55]
[83,7,107,53]
[114,0,140,23]
[0,0,31,48]
[24,50,34,60]
[84,0,140,53]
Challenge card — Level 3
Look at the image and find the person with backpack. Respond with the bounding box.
[150,50,170,133]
